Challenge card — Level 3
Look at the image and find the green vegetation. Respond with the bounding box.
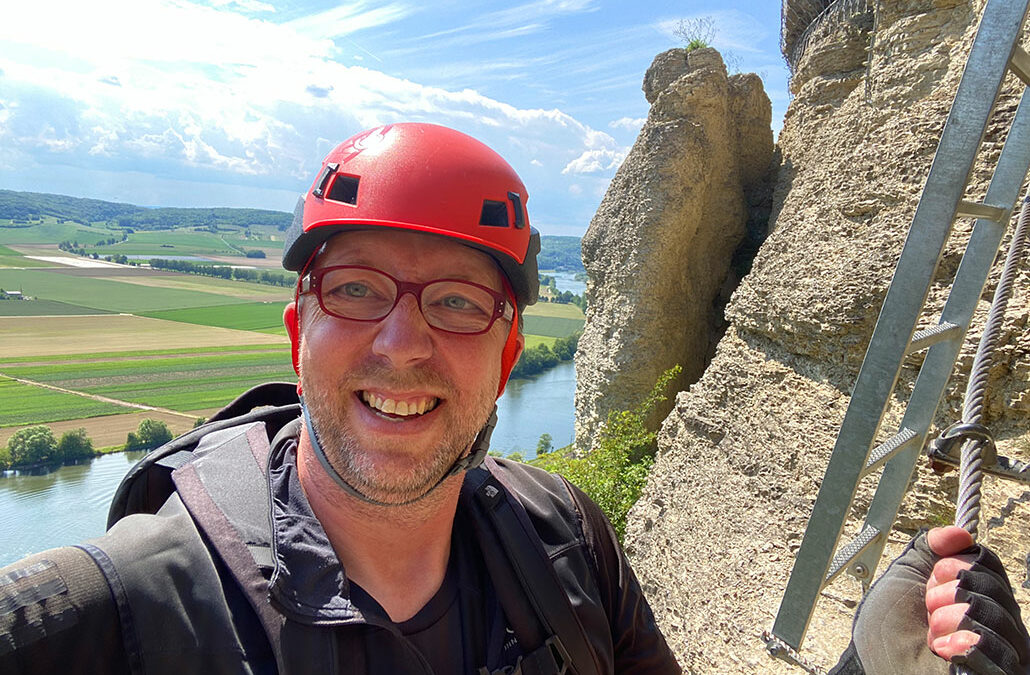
[0,189,290,231]
[7,426,60,466]
[522,315,584,338]
[0,299,115,316]
[0,245,50,268]
[533,366,681,541]
[538,236,584,273]
[1,352,295,415]
[0,378,132,427]
[0,269,246,313]
[141,302,287,333]
[0,217,122,246]
[58,428,95,461]
[511,332,579,380]
[125,419,173,451]
[675,16,715,51]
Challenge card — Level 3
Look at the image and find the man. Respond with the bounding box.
[0,123,1026,675]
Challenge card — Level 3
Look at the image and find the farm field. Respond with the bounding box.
[0,410,200,450]
[104,273,290,302]
[141,302,288,333]
[0,269,246,313]
[0,218,121,245]
[0,214,584,442]
[0,377,134,427]
[0,315,287,358]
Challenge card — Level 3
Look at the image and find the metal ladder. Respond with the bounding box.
[765,0,1030,666]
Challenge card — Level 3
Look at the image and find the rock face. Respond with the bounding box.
[574,48,775,451]
[621,2,1030,673]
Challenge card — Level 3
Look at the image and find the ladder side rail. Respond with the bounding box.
[852,87,1030,579]
[770,0,1028,650]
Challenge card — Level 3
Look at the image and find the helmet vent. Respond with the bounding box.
[327,175,360,205]
[479,200,509,227]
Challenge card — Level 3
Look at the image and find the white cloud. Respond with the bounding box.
[561,148,627,175]
[609,116,646,131]
[209,0,275,12]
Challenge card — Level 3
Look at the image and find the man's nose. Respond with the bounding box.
[371,292,434,366]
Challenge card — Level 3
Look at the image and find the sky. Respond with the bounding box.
[0,0,789,237]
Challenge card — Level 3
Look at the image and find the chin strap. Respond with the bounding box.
[299,397,497,508]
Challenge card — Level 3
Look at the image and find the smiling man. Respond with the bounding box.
[0,123,1026,675]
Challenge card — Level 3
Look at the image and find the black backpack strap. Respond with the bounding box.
[107,382,300,527]
[466,467,602,675]
[170,421,288,674]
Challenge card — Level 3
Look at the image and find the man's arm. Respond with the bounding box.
[830,526,1029,675]
[563,478,683,674]
[0,546,129,675]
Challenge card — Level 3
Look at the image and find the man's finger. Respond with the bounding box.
[929,555,975,589]
[927,526,975,557]
[928,602,972,638]
[930,630,981,660]
[926,579,961,614]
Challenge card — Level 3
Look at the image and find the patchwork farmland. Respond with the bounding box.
[0,218,584,449]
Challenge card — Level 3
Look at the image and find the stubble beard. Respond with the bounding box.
[302,363,495,505]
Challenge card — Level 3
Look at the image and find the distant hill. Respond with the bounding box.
[0,190,292,231]
[538,235,584,273]
[0,189,582,268]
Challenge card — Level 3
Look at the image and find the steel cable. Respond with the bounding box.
[955,195,1030,537]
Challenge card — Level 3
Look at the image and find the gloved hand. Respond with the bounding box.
[834,526,1029,675]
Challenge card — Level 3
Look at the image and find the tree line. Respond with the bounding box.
[0,419,176,471]
[0,189,292,231]
[509,331,579,380]
[149,258,293,286]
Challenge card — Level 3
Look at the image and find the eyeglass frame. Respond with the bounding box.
[298,264,516,335]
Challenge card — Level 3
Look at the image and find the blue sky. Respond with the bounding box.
[0,0,788,236]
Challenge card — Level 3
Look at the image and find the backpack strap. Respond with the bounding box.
[107,382,300,527]
[465,465,602,675]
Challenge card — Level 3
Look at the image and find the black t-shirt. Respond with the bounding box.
[349,512,522,675]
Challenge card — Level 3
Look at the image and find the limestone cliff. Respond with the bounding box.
[574,48,775,452]
[590,1,1030,672]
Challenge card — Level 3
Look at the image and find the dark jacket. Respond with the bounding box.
[0,412,680,675]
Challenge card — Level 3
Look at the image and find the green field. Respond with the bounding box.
[0,245,50,268]
[141,302,287,333]
[522,315,584,338]
[0,299,115,316]
[1,350,295,415]
[0,269,247,312]
[0,377,133,427]
[522,302,584,319]
[0,219,120,245]
[88,229,242,257]
[0,344,289,366]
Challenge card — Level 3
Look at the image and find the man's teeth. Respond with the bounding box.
[361,391,438,416]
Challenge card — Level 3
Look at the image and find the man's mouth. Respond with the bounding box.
[360,391,440,417]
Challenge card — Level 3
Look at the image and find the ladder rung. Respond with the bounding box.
[1010,46,1030,86]
[907,322,962,353]
[956,200,1008,222]
[862,427,920,476]
[824,525,881,584]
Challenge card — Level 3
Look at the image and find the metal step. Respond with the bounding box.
[907,322,961,354]
[825,525,881,584]
[861,428,919,477]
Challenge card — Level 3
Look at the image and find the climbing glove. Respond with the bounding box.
[830,530,1029,675]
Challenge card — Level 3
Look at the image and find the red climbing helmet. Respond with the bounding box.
[282,123,540,310]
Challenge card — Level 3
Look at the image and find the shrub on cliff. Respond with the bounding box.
[533,365,681,541]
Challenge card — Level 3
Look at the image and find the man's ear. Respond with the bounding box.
[284,301,301,378]
[496,330,525,398]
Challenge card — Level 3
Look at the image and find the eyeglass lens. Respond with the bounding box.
[317,266,501,334]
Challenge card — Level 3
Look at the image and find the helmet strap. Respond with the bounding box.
[497,278,521,398]
[299,397,495,508]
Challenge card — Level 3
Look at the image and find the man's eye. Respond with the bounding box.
[327,282,371,298]
[441,295,473,310]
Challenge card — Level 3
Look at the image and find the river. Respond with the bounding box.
[0,361,576,566]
